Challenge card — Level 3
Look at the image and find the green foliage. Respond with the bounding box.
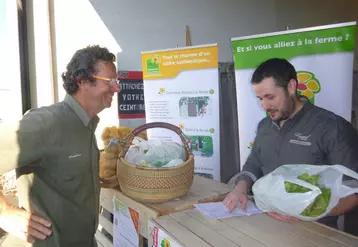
[284,173,331,217]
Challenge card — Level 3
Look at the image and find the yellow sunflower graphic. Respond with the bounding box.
[296,71,321,104]
[151,55,160,64]
[158,88,166,95]
[178,124,184,130]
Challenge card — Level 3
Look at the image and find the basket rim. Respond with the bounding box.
[118,153,194,171]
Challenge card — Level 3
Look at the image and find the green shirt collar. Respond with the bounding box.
[64,94,99,130]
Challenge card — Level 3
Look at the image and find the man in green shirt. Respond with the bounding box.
[0,45,120,246]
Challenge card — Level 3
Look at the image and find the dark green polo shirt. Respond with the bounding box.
[0,94,100,247]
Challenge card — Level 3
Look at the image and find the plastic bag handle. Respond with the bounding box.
[331,165,358,181]
[119,122,191,159]
[284,178,322,194]
[331,165,358,197]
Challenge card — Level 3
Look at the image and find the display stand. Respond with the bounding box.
[96,175,231,247]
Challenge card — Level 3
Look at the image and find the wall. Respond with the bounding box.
[274,0,358,30]
[89,0,358,71]
[89,0,278,71]
[274,0,358,70]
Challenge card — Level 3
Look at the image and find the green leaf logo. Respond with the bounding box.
[146,55,160,74]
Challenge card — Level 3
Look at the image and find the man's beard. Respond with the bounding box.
[277,95,296,122]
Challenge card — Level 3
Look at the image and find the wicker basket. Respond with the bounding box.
[116,122,195,203]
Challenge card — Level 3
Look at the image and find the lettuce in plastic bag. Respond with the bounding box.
[284,173,331,217]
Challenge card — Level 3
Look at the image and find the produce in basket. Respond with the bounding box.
[99,126,147,178]
[284,173,331,217]
[125,137,186,168]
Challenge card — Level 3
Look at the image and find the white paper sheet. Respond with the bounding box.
[194,200,263,219]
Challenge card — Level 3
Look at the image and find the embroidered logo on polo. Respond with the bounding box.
[68,154,82,159]
[289,133,312,146]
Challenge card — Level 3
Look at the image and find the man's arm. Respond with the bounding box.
[224,121,265,212]
[235,140,264,191]
[324,119,358,215]
[224,148,262,212]
[0,111,52,242]
[233,122,265,192]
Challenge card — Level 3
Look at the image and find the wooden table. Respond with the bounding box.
[148,209,358,247]
[96,175,231,247]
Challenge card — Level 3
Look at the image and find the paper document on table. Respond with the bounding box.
[194,200,263,219]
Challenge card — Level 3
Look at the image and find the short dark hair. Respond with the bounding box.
[61,45,116,95]
[251,58,297,88]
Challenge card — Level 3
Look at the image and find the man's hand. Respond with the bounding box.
[327,193,358,216]
[267,212,300,223]
[223,180,249,212]
[100,176,119,188]
[0,203,52,243]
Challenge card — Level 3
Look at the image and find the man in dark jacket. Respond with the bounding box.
[224,58,358,228]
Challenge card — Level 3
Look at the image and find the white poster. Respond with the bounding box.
[141,44,221,181]
[113,197,139,247]
[231,22,356,169]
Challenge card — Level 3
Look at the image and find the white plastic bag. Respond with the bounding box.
[252,164,358,221]
[125,137,186,168]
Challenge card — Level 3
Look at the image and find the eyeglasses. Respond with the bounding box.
[92,75,120,87]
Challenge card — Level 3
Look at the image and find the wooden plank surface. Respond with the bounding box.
[153,215,211,247]
[96,240,104,247]
[186,210,267,247]
[170,211,242,247]
[145,176,231,215]
[95,230,112,247]
[244,214,350,247]
[223,214,333,247]
[154,209,358,247]
[297,221,358,247]
[234,213,350,247]
[98,214,113,236]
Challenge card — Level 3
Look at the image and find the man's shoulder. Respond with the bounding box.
[309,105,352,128]
[22,102,72,127]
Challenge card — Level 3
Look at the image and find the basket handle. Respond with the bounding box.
[119,122,191,159]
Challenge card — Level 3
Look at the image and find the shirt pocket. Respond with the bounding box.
[284,140,324,164]
[49,150,91,192]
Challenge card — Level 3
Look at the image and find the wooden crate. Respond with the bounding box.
[96,175,231,247]
[96,186,159,247]
[148,209,358,247]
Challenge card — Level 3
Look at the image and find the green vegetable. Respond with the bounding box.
[284,173,331,217]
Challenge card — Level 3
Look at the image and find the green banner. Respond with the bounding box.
[232,25,356,69]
